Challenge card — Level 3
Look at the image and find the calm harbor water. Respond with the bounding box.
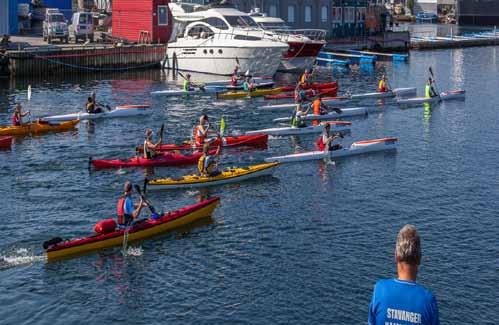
[0,46,498,324]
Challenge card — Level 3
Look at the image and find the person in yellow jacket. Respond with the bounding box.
[378,75,390,92]
[299,69,312,86]
[425,77,438,98]
[198,142,221,177]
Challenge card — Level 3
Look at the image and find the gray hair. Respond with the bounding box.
[395,224,421,265]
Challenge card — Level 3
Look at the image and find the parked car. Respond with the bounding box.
[43,9,69,44]
[69,12,95,43]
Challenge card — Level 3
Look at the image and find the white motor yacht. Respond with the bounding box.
[163,2,289,77]
[249,9,326,72]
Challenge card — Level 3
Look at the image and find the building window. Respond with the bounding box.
[269,4,277,17]
[287,5,295,23]
[305,6,312,23]
[158,6,168,26]
[321,5,328,23]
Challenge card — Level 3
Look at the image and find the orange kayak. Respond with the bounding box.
[0,120,79,136]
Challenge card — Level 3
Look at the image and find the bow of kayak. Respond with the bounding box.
[42,105,150,122]
[44,197,220,262]
[273,107,368,123]
[143,134,269,152]
[397,89,465,105]
[216,87,286,99]
[245,121,351,136]
[0,136,13,149]
[264,137,398,163]
[148,162,279,190]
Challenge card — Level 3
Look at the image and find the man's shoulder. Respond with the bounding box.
[375,279,436,301]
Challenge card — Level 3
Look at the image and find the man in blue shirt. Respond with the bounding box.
[116,181,147,226]
[368,225,439,325]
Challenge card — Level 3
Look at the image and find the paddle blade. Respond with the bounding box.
[220,117,226,136]
[134,184,142,196]
[159,124,164,141]
[429,67,434,77]
[27,85,32,101]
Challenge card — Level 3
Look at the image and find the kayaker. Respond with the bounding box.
[183,74,195,92]
[425,78,438,98]
[116,181,147,227]
[193,114,216,146]
[230,65,240,87]
[316,123,343,151]
[198,143,221,177]
[290,101,310,128]
[12,103,30,126]
[311,97,328,126]
[299,69,312,86]
[368,224,439,325]
[378,75,390,93]
[143,129,161,159]
[294,84,307,103]
[243,73,255,93]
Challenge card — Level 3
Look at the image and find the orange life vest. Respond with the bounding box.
[116,196,129,225]
[12,113,20,126]
[313,99,321,115]
[193,125,206,146]
[378,80,387,92]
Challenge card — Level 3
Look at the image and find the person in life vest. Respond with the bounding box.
[143,129,161,159]
[299,69,312,86]
[378,75,390,93]
[311,97,329,126]
[243,72,255,93]
[230,66,240,87]
[116,181,147,226]
[316,123,343,151]
[193,114,216,147]
[183,74,195,92]
[198,142,221,177]
[290,101,310,128]
[86,91,102,114]
[12,103,30,126]
[425,77,438,98]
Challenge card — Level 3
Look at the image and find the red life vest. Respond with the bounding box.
[193,125,206,146]
[316,135,325,151]
[116,196,126,225]
[230,75,238,87]
[12,114,20,126]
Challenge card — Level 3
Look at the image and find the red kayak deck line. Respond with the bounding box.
[139,134,269,152]
[0,136,13,148]
[47,197,220,253]
[91,151,208,169]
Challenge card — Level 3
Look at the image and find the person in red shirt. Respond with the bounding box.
[12,103,30,126]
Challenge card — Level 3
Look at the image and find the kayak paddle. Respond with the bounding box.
[134,184,156,215]
[158,123,164,144]
[178,71,206,92]
[428,67,441,95]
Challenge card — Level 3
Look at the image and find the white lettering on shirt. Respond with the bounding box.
[386,308,422,324]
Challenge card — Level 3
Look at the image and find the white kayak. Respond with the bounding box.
[273,107,368,123]
[397,90,465,105]
[245,121,351,136]
[150,86,223,96]
[41,105,151,122]
[259,96,352,111]
[264,137,398,163]
[203,77,270,87]
[350,87,416,100]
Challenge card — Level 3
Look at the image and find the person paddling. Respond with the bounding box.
[425,77,438,98]
[290,101,310,128]
[143,129,161,159]
[378,75,390,93]
[230,66,240,87]
[193,114,218,147]
[243,72,255,93]
[183,74,195,92]
[310,96,329,126]
[198,142,221,177]
[299,69,312,86]
[12,103,30,126]
[116,181,147,227]
[316,123,343,151]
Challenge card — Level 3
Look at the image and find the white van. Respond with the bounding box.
[69,12,94,43]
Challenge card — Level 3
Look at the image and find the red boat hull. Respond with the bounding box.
[91,151,205,169]
[0,136,12,149]
[144,134,269,152]
[265,87,337,100]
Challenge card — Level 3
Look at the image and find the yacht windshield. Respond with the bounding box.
[224,15,258,28]
[259,22,290,30]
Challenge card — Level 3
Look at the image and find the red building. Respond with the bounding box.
[112,0,173,44]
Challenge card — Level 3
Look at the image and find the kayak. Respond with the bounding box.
[203,77,271,87]
[216,87,288,99]
[91,151,206,169]
[245,121,351,136]
[147,162,279,190]
[300,81,338,90]
[225,81,275,90]
[0,136,12,149]
[41,105,150,122]
[259,96,352,111]
[397,90,465,105]
[0,120,79,136]
[151,81,276,97]
[273,107,368,123]
[264,87,338,100]
[264,138,398,163]
[44,197,220,261]
[138,134,268,152]
[350,87,416,100]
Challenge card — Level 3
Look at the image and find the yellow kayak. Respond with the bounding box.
[0,120,79,136]
[216,87,287,99]
[148,162,279,190]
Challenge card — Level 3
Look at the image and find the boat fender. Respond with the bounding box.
[94,218,117,234]
[43,237,63,249]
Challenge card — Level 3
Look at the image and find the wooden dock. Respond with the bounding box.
[5,44,166,77]
[411,37,499,50]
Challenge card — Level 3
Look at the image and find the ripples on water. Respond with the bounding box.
[0,47,498,324]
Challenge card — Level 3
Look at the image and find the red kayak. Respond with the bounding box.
[0,136,12,149]
[280,82,338,92]
[91,151,206,169]
[137,134,268,152]
[265,87,338,100]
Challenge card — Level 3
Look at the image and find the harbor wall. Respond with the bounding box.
[5,44,166,77]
